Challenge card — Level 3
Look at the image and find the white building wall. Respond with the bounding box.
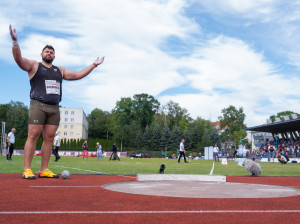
[57,108,88,140]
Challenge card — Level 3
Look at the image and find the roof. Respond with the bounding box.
[245,118,300,133]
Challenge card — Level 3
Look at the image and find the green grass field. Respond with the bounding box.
[0,156,299,176]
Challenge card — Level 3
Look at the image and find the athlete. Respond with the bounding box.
[9,25,104,179]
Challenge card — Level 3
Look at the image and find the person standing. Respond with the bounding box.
[96,142,103,161]
[52,132,60,162]
[110,143,120,161]
[213,144,219,162]
[9,25,104,179]
[178,139,188,163]
[6,128,16,161]
[82,141,89,160]
[268,144,276,163]
[161,149,165,158]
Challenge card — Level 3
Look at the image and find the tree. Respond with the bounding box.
[197,129,211,154]
[87,109,112,139]
[270,111,300,122]
[113,97,134,126]
[210,127,220,148]
[218,105,246,150]
[233,129,247,148]
[170,126,182,151]
[132,93,160,129]
[190,117,212,150]
[160,123,171,154]
[3,101,29,138]
[142,125,151,151]
[183,129,192,151]
[151,123,161,151]
[162,100,192,130]
[178,117,190,133]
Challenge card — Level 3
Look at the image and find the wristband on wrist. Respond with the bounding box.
[93,63,98,68]
[12,40,19,47]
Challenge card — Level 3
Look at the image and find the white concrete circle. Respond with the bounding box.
[103,181,300,198]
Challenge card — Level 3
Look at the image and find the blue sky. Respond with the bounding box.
[1,0,300,126]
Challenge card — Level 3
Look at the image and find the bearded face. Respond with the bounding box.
[41,48,55,64]
[42,56,54,63]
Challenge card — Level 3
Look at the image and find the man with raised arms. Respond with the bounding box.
[9,25,104,179]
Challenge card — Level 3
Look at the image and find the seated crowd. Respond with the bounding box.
[252,139,300,163]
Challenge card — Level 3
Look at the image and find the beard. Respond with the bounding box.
[42,56,54,64]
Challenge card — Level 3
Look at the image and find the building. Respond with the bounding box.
[57,108,88,140]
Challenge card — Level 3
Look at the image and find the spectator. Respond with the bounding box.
[96,142,103,161]
[82,140,89,160]
[213,144,219,162]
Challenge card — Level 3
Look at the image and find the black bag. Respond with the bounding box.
[292,161,297,163]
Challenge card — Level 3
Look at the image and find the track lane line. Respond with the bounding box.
[1,210,300,215]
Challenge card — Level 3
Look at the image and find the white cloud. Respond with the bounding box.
[1,0,300,128]
[159,36,300,126]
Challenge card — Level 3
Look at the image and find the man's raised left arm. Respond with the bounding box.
[60,57,104,80]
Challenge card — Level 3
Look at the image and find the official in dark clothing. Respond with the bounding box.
[110,143,120,161]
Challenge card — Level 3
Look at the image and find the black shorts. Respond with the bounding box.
[28,100,60,126]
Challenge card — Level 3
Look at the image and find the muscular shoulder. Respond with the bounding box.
[28,60,40,79]
[57,66,65,78]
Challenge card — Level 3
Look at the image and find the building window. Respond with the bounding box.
[57,131,60,135]
[71,111,74,115]
[65,111,68,115]
[71,125,74,129]
[64,125,68,128]
[70,132,74,136]
[64,132,67,135]
[65,118,68,122]
[71,118,74,122]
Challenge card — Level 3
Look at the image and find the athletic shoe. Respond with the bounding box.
[23,169,36,179]
[38,168,59,178]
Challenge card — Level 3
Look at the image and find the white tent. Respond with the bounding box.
[237,148,250,157]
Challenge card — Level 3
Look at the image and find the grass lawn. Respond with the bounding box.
[0,156,299,176]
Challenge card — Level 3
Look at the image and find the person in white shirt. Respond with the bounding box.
[96,142,103,161]
[178,139,188,163]
[213,144,219,162]
[7,128,16,161]
[52,132,60,162]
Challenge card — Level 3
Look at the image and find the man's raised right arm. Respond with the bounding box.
[9,25,35,72]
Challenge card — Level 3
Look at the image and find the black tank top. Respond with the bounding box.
[30,63,63,105]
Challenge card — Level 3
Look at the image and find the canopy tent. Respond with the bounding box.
[245,118,300,134]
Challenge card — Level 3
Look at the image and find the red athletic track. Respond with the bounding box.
[0,174,299,224]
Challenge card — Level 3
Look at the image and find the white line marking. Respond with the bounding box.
[53,165,106,174]
[0,210,300,215]
[53,165,136,179]
[29,186,101,188]
[210,162,214,175]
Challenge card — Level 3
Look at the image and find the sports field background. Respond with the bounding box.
[0,156,299,176]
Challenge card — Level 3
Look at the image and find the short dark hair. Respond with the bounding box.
[42,45,55,53]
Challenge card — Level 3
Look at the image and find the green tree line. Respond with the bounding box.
[1,95,259,153]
